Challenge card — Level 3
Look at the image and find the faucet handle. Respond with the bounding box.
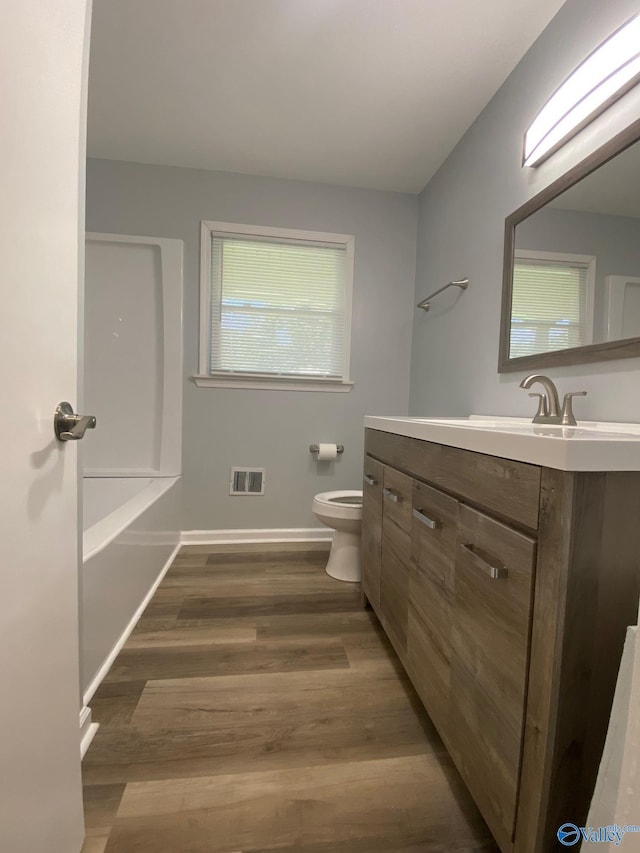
[561,391,587,426]
[528,393,548,419]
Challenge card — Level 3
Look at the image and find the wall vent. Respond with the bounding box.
[230,467,265,495]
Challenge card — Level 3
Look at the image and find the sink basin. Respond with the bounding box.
[363,414,640,471]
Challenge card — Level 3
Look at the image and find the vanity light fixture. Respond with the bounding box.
[523,13,640,167]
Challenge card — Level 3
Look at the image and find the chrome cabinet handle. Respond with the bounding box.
[413,507,441,530]
[54,402,97,442]
[460,543,508,580]
[364,474,378,486]
[383,487,401,503]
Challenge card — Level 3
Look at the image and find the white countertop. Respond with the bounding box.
[364,415,640,471]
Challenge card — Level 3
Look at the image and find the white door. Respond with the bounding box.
[0,3,91,853]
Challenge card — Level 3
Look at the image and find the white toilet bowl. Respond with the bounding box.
[312,490,363,582]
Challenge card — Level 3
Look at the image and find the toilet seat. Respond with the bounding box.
[313,490,362,517]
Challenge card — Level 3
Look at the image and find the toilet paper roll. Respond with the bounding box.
[317,443,338,461]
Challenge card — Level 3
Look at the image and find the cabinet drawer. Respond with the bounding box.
[382,467,413,533]
[366,429,541,530]
[450,504,536,851]
[408,482,458,736]
[362,457,384,607]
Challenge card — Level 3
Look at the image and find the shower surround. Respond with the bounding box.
[81,233,183,712]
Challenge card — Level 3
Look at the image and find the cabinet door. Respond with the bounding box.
[407,481,458,738]
[450,505,536,852]
[361,456,384,608]
[380,467,412,655]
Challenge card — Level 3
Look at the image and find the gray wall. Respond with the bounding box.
[86,159,417,530]
[410,0,640,421]
[515,207,640,343]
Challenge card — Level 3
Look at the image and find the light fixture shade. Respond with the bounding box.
[523,13,640,167]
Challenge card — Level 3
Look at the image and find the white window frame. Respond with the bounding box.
[195,220,355,391]
[512,249,596,352]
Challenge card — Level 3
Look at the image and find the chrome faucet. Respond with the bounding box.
[519,375,587,426]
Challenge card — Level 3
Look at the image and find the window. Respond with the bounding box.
[510,250,595,359]
[196,221,354,391]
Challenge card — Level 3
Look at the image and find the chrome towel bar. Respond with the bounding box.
[417,277,470,311]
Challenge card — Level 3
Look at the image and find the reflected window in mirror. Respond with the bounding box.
[510,251,595,358]
[499,119,640,371]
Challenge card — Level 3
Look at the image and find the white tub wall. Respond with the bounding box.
[81,477,180,699]
[82,476,153,530]
[84,233,183,477]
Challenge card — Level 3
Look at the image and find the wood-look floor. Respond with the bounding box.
[81,543,499,853]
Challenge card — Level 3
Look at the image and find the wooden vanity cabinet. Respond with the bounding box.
[361,427,640,853]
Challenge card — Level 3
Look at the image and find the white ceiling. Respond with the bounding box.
[87,0,566,193]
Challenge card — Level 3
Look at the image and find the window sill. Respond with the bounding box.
[192,375,354,392]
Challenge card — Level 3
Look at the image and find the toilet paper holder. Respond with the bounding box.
[310,444,344,455]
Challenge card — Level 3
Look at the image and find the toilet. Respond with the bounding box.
[312,490,363,582]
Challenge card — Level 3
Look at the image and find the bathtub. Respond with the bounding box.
[81,475,181,704]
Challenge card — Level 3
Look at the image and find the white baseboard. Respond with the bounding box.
[180,528,333,545]
[82,542,181,708]
[79,705,99,758]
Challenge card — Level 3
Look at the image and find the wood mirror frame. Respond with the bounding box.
[498,116,640,373]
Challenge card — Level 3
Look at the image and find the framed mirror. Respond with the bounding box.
[499,117,640,372]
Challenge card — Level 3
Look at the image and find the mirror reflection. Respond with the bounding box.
[509,139,640,359]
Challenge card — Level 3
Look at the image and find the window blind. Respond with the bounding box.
[510,259,589,358]
[209,236,347,378]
